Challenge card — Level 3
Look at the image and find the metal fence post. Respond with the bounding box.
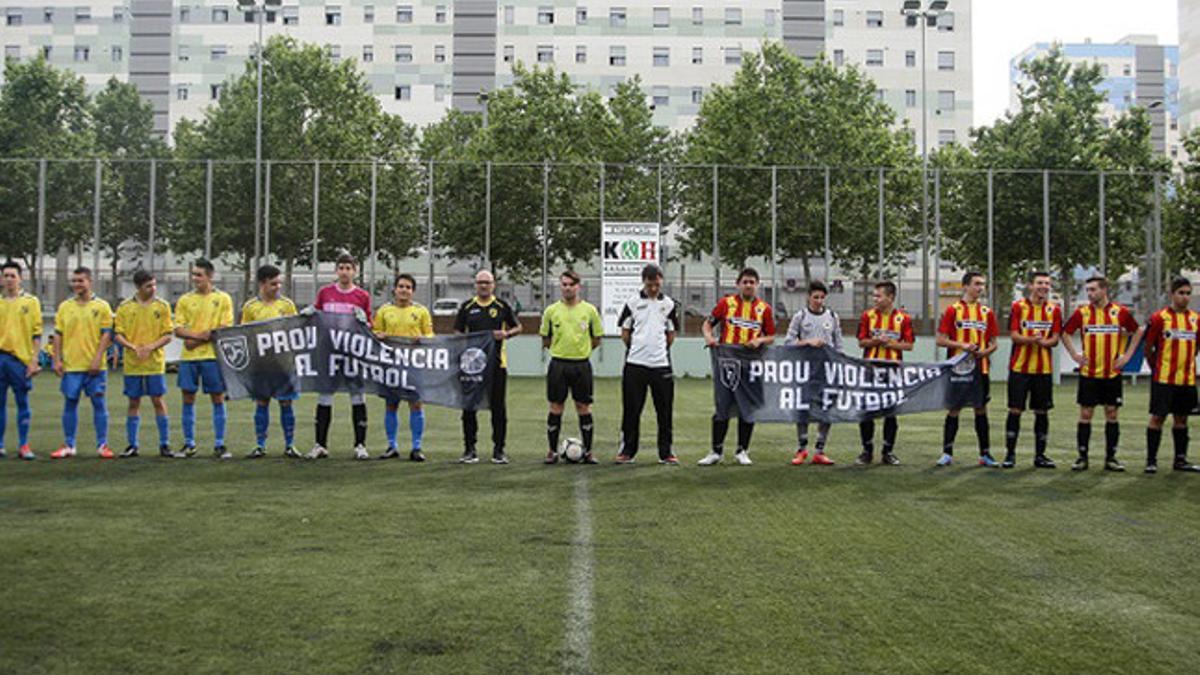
[712,165,720,299]
[148,159,157,273]
[1154,172,1164,300]
[823,167,831,275]
[205,159,214,259]
[933,169,941,320]
[311,161,320,299]
[36,159,46,295]
[1098,171,1106,277]
[369,160,377,296]
[877,168,885,279]
[542,160,550,313]
[987,169,995,303]
[92,159,102,275]
[427,159,435,308]
[484,160,492,267]
[770,165,778,310]
[263,161,272,260]
[1042,169,1050,272]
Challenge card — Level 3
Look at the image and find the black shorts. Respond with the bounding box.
[1149,381,1198,418]
[1007,372,1054,411]
[547,358,594,404]
[946,367,990,411]
[1077,376,1123,408]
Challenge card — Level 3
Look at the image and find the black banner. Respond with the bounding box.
[711,344,975,423]
[213,311,496,409]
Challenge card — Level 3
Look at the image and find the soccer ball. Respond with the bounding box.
[559,437,585,463]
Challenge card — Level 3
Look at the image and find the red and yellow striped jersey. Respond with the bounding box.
[710,294,775,345]
[857,309,914,361]
[1144,307,1199,386]
[938,300,999,374]
[1008,299,1063,375]
[1063,303,1138,380]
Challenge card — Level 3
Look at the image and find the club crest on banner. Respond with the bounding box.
[951,355,977,376]
[460,347,489,376]
[218,336,250,372]
[718,358,742,391]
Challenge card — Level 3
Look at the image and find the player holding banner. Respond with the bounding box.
[309,253,373,460]
[855,281,914,465]
[1061,276,1141,471]
[1142,278,1200,474]
[1004,271,1063,469]
[372,273,433,461]
[0,260,42,460]
[113,270,175,458]
[52,267,114,459]
[935,271,1000,467]
[788,280,842,466]
[240,264,300,459]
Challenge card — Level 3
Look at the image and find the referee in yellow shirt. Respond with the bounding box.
[540,270,603,464]
[241,264,300,458]
[0,260,42,460]
[372,273,434,461]
[113,270,175,458]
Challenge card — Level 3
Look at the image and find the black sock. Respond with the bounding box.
[351,403,368,447]
[796,423,810,450]
[815,424,829,453]
[1104,422,1120,459]
[1172,427,1188,463]
[711,417,729,455]
[859,421,875,455]
[315,404,332,447]
[547,413,562,454]
[1077,422,1091,458]
[736,419,754,453]
[942,416,959,455]
[974,415,990,456]
[1147,427,1162,464]
[579,414,594,453]
[1034,414,1049,457]
[882,417,898,454]
[1005,412,1020,453]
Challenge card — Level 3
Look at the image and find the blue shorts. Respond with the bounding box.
[61,371,107,400]
[124,374,168,399]
[178,359,226,394]
[0,352,33,393]
[260,389,300,403]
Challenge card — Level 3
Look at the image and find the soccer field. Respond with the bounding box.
[2,376,1199,674]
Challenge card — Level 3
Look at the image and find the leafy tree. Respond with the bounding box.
[1164,130,1200,279]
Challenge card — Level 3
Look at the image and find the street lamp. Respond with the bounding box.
[237,0,281,268]
[901,0,950,326]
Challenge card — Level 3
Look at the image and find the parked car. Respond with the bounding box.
[432,298,463,316]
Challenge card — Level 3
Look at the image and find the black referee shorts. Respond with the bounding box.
[1076,376,1123,408]
[1149,381,1198,418]
[1007,372,1054,411]
[547,358,594,405]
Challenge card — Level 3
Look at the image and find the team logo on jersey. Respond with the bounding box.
[489,307,498,318]
[718,358,741,391]
[460,347,489,376]
[218,336,250,371]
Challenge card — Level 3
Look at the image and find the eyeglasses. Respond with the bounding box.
[475,280,494,285]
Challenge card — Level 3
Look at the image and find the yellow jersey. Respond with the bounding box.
[373,303,434,338]
[175,290,234,361]
[241,296,298,323]
[55,297,113,372]
[114,297,174,375]
[0,292,43,366]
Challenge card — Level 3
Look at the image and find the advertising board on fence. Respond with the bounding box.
[601,221,661,335]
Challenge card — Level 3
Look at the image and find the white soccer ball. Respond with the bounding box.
[559,437,585,463]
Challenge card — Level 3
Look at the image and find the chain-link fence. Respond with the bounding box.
[0,159,1179,332]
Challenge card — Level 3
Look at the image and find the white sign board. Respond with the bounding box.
[601,221,661,335]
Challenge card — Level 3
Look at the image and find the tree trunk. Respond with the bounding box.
[110,245,120,300]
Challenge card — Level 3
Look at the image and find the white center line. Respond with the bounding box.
[564,470,595,674]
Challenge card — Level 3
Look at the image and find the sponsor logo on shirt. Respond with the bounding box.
[955,320,989,331]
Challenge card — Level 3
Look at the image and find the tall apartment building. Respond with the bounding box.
[2,0,973,146]
[1181,0,1199,137]
[1011,35,1186,163]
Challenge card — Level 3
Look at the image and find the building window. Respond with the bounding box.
[938,89,955,110]
[937,12,954,31]
[609,45,626,66]
[362,45,374,62]
[765,9,777,27]
[906,50,916,68]
[866,49,884,67]
[875,89,886,102]
[179,6,190,22]
[575,45,586,63]
[866,10,883,27]
[113,6,124,22]
[43,7,53,22]
[832,9,843,26]
[503,5,513,24]
[538,6,553,24]
[434,45,445,63]
[653,46,669,67]
[325,6,341,25]
[725,46,742,66]
[282,7,298,24]
[691,87,703,104]
[724,7,741,25]
[364,5,374,23]
[576,6,587,24]
[41,46,52,59]
[4,45,19,60]
[537,44,553,63]
[395,85,411,101]
[397,5,413,23]
[75,6,90,22]
[503,44,514,62]
[210,84,223,100]
[211,46,227,61]
[211,7,228,23]
[395,45,412,63]
[178,45,190,61]
[691,6,702,24]
[435,5,446,23]
[111,45,122,62]
[905,89,917,107]
[435,83,446,102]
[692,46,703,65]
[177,86,188,101]
[326,45,341,62]
[653,6,669,27]
[1122,63,1131,77]
[937,50,955,71]
[652,86,669,107]
[832,49,844,67]
[938,129,955,147]
[1100,64,1109,77]
[610,7,625,27]
[73,46,90,62]
[5,8,21,26]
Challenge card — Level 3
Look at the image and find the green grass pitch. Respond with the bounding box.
[2,376,1199,673]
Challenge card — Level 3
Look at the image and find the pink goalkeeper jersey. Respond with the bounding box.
[315,284,372,322]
